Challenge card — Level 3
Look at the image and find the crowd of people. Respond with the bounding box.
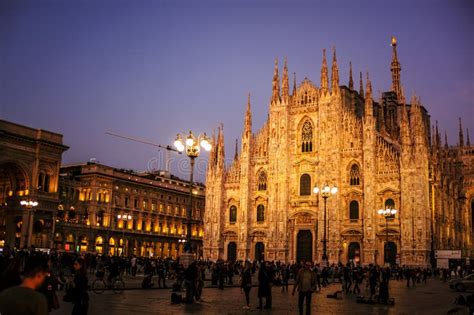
[0,244,472,315]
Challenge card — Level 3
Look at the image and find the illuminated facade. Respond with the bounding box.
[203,38,474,266]
[55,163,205,257]
[0,119,68,249]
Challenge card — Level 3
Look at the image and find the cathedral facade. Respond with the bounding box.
[203,38,474,267]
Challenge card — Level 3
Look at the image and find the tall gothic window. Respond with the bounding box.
[301,120,313,152]
[229,206,237,223]
[349,164,361,186]
[257,205,265,222]
[300,174,311,196]
[257,171,267,191]
[349,200,359,220]
[385,198,395,209]
[385,198,396,218]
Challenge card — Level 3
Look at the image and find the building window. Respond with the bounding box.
[349,164,361,186]
[257,205,265,222]
[299,174,311,196]
[143,200,147,210]
[301,119,313,152]
[229,206,237,223]
[38,173,44,190]
[385,198,395,209]
[134,199,139,209]
[43,174,50,192]
[96,210,104,226]
[385,198,396,218]
[125,197,129,208]
[257,171,267,191]
[349,200,359,220]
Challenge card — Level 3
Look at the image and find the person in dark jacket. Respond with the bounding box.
[241,261,252,309]
[257,261,272,309]
[0,257,22,292]
[71,258,89,315]
[39,259,60,312]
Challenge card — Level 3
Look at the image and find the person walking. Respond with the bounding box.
[352,267,361,295]
[241,261,252,310]
[71,258,89,315]
[292,262,317,315]
[281,264,290,293]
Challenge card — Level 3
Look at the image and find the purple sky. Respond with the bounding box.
[1,0,473,182]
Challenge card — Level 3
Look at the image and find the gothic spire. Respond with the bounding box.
[467,129,471,146]
[435,120,440,147]
[359,71,364,97]
[244,93,252,137]
[445,130,449,149]
[348,61,354,90]
[458,117,464,147]
[364,72,372,118]
[281,57,289,101]
[365,72,372,99]
[271,58,280,103]
[234,139,238,161]
[292,72,297,95]
[390,36,402,101]
[331,46,339,93]
[208,129,217,169]
[320,49,329,94]
[216,124,225,169]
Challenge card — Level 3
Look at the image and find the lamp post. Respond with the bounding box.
[117,213,132,256]
[20,199,38,248]
[377,207,397,265]
[174,131,211,253]
[313,183,338,263]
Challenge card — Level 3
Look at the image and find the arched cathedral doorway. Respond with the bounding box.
[296,230,312,263]
[384,241,397,265]
[255,242,265,261]
[227,242,237,262]
[348,242,360,264]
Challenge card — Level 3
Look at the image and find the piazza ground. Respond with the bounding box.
[51,277,469,315]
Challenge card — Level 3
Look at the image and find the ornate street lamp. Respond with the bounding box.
[117,213,132,256]
[378,207,397,264]
[313,183,338,263]
[20,200,38,208]
[174,131,211,252]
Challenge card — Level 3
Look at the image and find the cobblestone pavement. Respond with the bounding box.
[52,279,470,315]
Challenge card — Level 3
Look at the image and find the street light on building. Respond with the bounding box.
[313,183,338,263]
[174,131,211,253]
[117,213,132,256]
[20,200,38,208]
[378,207,397,264]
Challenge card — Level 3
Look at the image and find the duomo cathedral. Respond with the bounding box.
[203,37,474,267]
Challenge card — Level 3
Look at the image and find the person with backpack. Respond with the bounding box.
[292,261,317,315]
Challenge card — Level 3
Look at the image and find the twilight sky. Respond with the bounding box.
[1,0,473,182]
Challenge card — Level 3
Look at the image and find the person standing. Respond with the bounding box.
[0,257,49,315]
[157,261,167,288]
[292,262,316,315]
[281,264,290,293]
[130,255,137,277]
[257,262,272,309]
[241,261,252,309]
[71,258,89,315]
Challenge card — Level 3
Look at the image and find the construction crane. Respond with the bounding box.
[105,131,181,174]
